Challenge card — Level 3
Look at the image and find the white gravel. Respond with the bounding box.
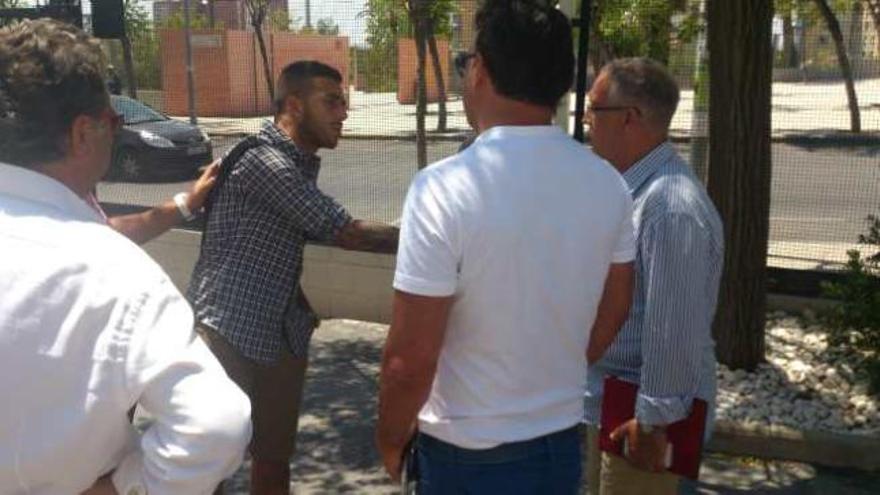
[716,311,879,435]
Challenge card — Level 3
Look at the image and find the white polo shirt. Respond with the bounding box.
[394,125,635,449]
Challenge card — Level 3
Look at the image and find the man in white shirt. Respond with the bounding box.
[0,19,251,495]
[375,1,636,493]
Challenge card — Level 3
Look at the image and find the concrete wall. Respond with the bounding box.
[142,230,395,324]
[143,229,830,327]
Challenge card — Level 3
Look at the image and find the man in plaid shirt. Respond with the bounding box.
[187,61,398,494]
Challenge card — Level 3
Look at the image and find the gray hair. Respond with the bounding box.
[601,57,680,131]
[0,19,108,168]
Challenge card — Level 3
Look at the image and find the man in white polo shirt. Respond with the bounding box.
[375,1,636,493]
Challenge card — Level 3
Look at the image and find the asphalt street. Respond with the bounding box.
[97,137,879,248]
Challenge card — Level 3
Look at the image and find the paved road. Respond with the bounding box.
[97,137,879,249]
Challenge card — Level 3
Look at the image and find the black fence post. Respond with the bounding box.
[573,0,592,143]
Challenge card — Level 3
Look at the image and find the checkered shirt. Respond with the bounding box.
[187,121,352,363]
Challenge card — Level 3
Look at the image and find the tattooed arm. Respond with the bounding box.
[335,219,399,254]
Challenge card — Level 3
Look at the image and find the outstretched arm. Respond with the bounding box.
[335,219,399,254]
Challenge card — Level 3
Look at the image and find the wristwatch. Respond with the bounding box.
[173,192,196,221]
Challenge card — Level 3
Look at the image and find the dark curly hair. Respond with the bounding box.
[0,19,108,168]
[474,0,574,108]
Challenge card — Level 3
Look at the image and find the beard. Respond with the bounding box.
[297,107,338,150]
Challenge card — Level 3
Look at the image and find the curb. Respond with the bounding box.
[707,419,880,472]
[776,131,880,147]
[204,130,473,142]
[668,130,880,146]
[206,128,880,146]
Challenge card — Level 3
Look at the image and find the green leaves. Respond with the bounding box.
[821,210,880,394]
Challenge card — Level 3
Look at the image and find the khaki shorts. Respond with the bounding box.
[582,425,679,495]
[197,325,308,462]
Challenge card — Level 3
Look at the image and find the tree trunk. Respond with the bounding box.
[867,0,880,55]
[814,0,861,133]
[849,1,864,69]
[689,0,709,184]
[706,0,773,370]
[782,10,798,68]
[253,22,275,103]
[121,36,138,99]
[588,3,612,76]
[409,0,429,169]
[427,29,447,132]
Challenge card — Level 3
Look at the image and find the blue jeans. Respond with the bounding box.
[415,425,582,494]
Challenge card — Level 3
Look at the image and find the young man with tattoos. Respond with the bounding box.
[188,61,398,494]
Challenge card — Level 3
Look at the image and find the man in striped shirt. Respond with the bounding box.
[582,58,724,494]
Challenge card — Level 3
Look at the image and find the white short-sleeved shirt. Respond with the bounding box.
[394,125,635,449]
[0,163,251,494]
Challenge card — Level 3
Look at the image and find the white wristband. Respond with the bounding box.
[173,192,195,221]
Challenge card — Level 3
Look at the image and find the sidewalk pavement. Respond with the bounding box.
[221,319,880,494]
[174,78,880,140]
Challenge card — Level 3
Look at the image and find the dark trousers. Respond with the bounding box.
[415,425,582,494]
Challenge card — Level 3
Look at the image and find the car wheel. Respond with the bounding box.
[116,148,142,181]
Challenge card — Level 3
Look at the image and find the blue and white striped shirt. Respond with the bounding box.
[584,142,724,427]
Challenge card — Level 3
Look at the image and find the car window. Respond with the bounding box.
[111,96,168,125]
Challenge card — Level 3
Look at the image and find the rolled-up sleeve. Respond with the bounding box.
[635,213,715,426]
[114,278,252,495]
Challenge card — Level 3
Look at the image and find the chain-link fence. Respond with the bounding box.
[72,0,879,275]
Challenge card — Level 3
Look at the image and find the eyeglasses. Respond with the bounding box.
[583,104,642,123]
[585,104,641,115]
[454,51,476,78]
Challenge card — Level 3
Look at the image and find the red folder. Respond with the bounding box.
[598,375,708,480]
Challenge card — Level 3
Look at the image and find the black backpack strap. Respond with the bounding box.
[203,134,268,217]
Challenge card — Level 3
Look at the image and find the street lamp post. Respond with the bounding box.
[183,0,197,125]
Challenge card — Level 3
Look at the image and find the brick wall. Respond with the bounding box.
[397,38,451,105]
[161,30,350,117]
[143,231,396,324]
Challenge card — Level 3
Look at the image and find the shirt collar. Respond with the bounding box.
[475,124,566,144]
[259,120,321,168]
[622,141,675,194]
[0,162,104,223]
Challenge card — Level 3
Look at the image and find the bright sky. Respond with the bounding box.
[288,0,368,46]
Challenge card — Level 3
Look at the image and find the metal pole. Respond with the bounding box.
[573,0,592,142]
[689,0,708,183]
[305,0,312,28]
[554,0,575,134]
[183,0,198,125]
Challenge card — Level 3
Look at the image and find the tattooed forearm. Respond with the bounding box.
[336,220,399,254]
